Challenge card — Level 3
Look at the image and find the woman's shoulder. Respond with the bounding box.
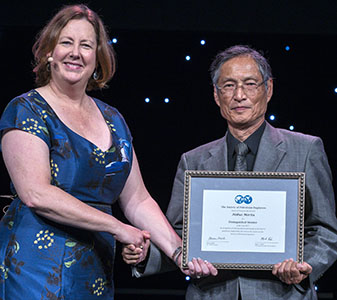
[0,89,52,145]
[92,97,127,125]
[92,97,132,140]
[92,97,121,117]
[6,89,48,111]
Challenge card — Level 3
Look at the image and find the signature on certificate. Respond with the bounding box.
[206,236,228,246]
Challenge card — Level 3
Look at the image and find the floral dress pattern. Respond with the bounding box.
[0,90,133,299]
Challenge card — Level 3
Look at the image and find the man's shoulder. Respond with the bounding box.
[184,136,225,158]
[272,126,320,145]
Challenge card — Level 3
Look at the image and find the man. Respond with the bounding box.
[123,45,337,299]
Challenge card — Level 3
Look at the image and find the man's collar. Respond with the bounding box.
[227,121,266,156]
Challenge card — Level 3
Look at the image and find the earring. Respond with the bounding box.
[46,56,53,72]
[93,70,99,80]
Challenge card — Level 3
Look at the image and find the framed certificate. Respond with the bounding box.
[181,171,305,270]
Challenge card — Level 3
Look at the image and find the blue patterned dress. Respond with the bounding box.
[0,90,133,299]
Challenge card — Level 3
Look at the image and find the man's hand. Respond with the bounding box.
[179,256,218,278]
[122,231,150,265]
[272,258,312,285]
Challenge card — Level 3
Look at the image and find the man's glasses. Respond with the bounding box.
[216,79,268,97]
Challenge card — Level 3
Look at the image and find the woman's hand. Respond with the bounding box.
[114,222,150,248]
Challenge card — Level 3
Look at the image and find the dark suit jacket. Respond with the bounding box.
[143,123,337,300]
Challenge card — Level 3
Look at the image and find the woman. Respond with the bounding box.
[0,4,215,299]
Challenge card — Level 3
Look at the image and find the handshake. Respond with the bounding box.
[121,238,218,279]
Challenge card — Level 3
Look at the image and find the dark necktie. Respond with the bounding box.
[234,142,249,171]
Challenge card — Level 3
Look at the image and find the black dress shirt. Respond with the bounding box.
[227,122,266,171]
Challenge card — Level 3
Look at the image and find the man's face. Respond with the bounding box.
[213,55,273,130]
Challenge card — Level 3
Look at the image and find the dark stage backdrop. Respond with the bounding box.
[0,1,337,299]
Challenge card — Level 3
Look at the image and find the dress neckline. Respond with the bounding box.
[32,89,114,153]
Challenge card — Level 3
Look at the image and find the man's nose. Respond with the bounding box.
[233,85,247,100]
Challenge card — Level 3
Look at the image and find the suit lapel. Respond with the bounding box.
[198,123,286,172]
[253,123,286,172]
[200,136,228,171]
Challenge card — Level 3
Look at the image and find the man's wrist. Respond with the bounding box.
[171,246,182,266]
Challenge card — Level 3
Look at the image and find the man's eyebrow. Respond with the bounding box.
[219,76,260,82]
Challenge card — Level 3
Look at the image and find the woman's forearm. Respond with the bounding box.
[124,196,181,259]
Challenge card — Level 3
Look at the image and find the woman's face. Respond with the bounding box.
[49,18,97,88]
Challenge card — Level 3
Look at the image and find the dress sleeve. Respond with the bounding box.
[0,95,51,149]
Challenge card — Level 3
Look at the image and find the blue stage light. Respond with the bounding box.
[285,45,290,51]
[200,40,206,45]
[185,55,191,61]
[185,276,191,281]
[145,98,150,103]
[334,87,337,93]
[110,38,118,44]
[164,98,170,103]
[269,115,275,121]
[289,125,294,131]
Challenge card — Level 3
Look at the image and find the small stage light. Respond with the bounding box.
[334,87,337,93]
[185,276,191,281]
[200,40,206,45]
[289,125,294,131]
[269,115,275,121]
[164,98,170,103]
[144,98,150,103]
[185,55,191,61]
[110,38,118,44]
[285,45,290,51]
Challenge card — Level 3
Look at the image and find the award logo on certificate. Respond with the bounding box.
[181,171,305,270]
